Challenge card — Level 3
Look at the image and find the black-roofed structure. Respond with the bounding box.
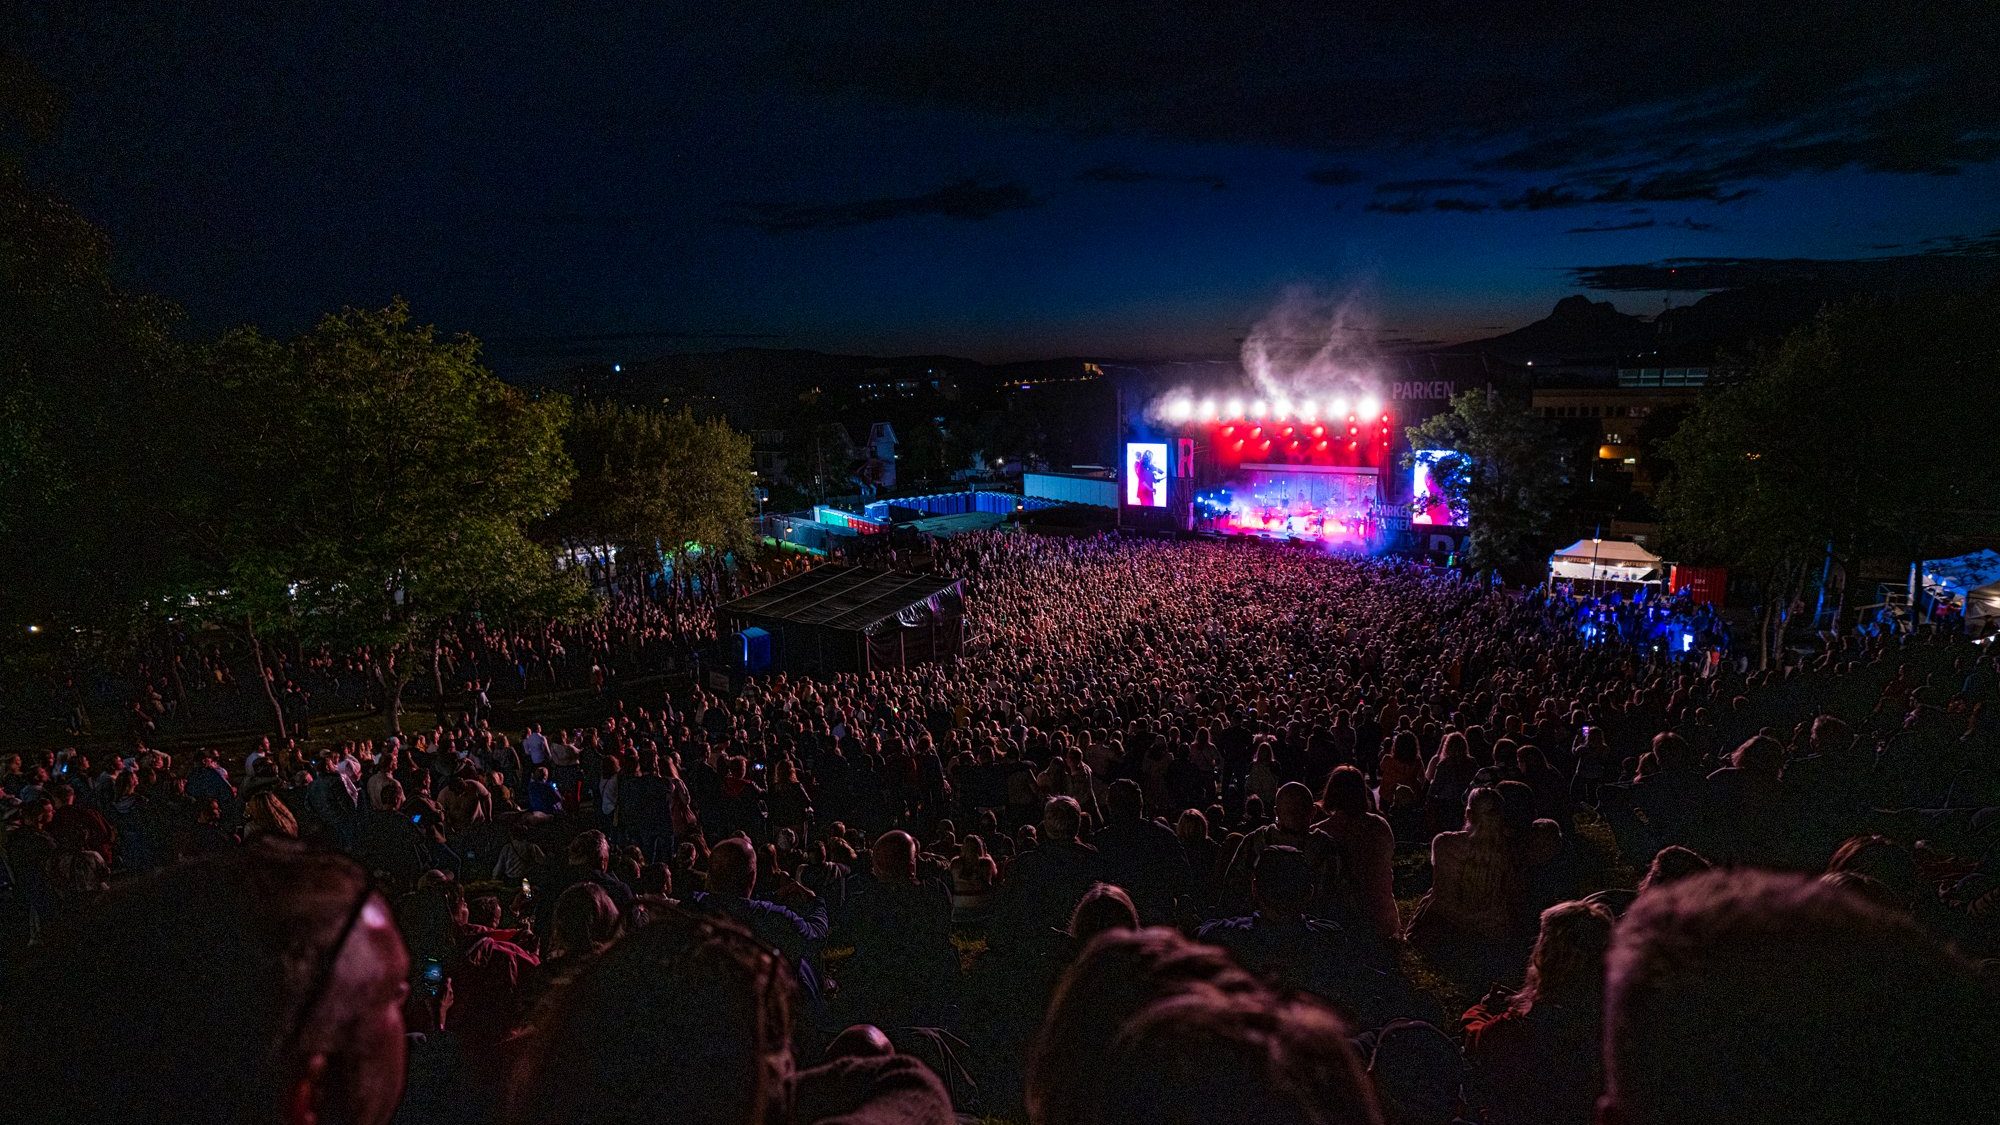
[718,566,965,676]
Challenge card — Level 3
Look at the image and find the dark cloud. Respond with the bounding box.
[1374,177,1494,193]
[1077,164,1226,190]
[740,179,1041,233]
[1568,230,2000,291]
[1497,177,1759,211]
[1568,220,1658,234]
[1366,195,1490,214]
[758,5,1999,204]
[1566,217,1722,234]
[1305,165,1367,186]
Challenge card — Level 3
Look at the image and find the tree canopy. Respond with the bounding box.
[1403,389,1565,574]
[1660,295,2000,579]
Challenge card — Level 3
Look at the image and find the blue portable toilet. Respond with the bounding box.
[738,627,773,674]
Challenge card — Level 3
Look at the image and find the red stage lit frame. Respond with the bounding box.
[1166,395,1398,545]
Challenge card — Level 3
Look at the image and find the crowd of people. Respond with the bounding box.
[3,529,1997,1124]
[12,553,809,746]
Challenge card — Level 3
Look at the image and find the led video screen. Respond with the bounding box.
[1126,442,1168,507]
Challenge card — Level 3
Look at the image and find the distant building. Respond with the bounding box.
[862,422,898,491]
[1530,368,1719,493]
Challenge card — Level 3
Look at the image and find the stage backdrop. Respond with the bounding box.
[1237,463,1380,515]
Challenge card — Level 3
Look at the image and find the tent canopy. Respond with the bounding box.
[1549,538,1664,585]
[721,566,962,635]
[1921,549,2000,624]
[1551,539,1661,565]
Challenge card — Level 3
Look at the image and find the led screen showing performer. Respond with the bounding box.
[1411,449,1467,526]
[1126,442,1168,507]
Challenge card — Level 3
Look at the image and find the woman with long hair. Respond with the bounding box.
[1463,900,1616,1125]
[243,791,300,842]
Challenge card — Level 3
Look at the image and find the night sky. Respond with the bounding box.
[10,3,1998,371]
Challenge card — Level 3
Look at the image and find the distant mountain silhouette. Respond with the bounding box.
[1456,285,1846,364]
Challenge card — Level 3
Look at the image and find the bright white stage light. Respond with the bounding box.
[1165,399,1193,423]
[1330,396,1350,416]
[1249,399,1268,419]
[1224,397,1244,418]
[1199,398,1218,420]
[1300,398,1318,420]
[1273,396,1292,420]
[1358,395,1381,417]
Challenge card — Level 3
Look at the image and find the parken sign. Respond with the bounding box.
[1392,380,1456,402]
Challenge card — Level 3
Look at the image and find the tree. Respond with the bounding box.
[0,160,183,636]
[1403,388,1566,574]
[236,301,585,732]
[551,400,755,590]
[1660,295,2000,664]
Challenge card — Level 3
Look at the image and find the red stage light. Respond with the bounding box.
[1380,412,1390,422]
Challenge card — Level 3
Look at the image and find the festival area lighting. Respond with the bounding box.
[1330,396,1350,416]
[1358,395,1381,417]
[1199,399,1218,420]
[1225,397,1244,418]
[1274,396,1292,420]
[1300,398,1318,421]
[1166,399,1193,423]
[1250,399,1268,419]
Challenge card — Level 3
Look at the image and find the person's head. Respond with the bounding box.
[707,837,758,898]
[1321,766,1370,817]
[1273,782,1315,831]
[374,777,404,812]
[1,842,409,1125]
[1603,869,1999,1125]
[1252,845,1314,919]
[1366,1019,1465,1125]
[1069,883,1140,943]
[567,830,611,873]
[1638,845,1710,891]
[1089,988,1383,1125]
[1462,787,1505,833]
[870,829,919,883]
[1028,928,1261,1125]
[1728,734,1784,778]
[1810,714,1852,754]
[1825,835,1923,913]
[247,791,301,840]
[1106,779,1145,823]
[1043,795,1084,843]
[1514,900,1614,1012]
[1176,808,1209,845]
[550,883,623,961]
[508,906,793,1125]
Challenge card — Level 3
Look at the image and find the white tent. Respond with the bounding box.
[1920,549,2000,629]
[1549,538,1664,586]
